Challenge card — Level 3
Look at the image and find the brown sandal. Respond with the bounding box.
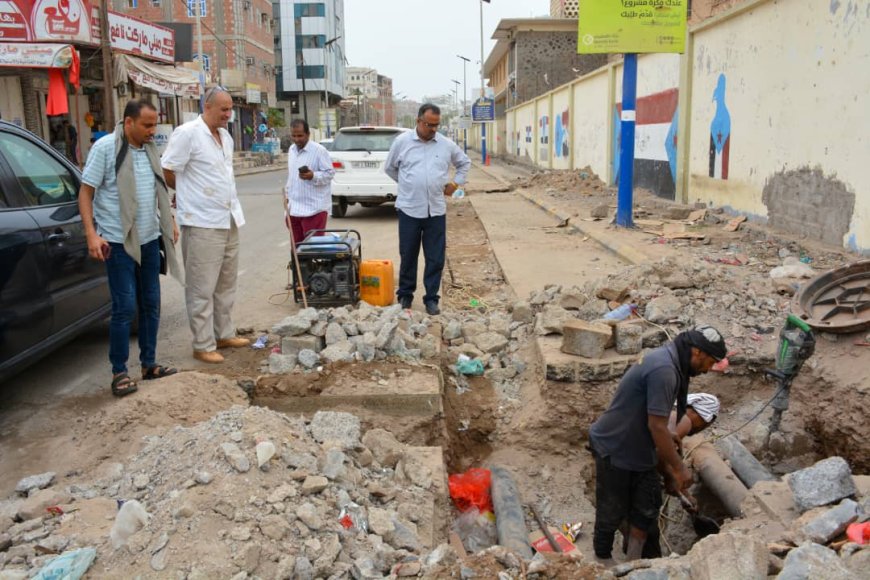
[111,373,138,397]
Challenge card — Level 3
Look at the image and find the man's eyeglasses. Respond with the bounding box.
[418,120,440,129]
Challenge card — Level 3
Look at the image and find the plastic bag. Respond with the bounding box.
[455,354,484,376]
[451,507,497,553]
[338,502,368,534]
[448,467,493,513]
[32,547,97,580]
[847,522,869,545]
[110,500,151,549]
[770,257,815,279]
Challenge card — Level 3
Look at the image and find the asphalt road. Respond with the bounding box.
[0,169,402,409]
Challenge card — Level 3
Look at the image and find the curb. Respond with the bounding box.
[514,189,651,266]
[235,163,288,177]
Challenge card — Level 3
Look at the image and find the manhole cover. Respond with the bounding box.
[793,260,870,333]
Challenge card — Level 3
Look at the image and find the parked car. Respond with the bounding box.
[0,121,111,382]
[329,126,409,217]
[319,138,334,151]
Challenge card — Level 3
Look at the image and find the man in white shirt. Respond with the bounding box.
[385,103,471,316]
[162,87,250,364]
[283,119,335,243]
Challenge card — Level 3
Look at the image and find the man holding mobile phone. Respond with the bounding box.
[284,119,335,244]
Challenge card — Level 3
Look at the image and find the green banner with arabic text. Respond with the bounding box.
[578,0,687,54]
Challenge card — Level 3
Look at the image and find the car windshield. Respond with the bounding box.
[333,130,402,152]
[320,140,334,151]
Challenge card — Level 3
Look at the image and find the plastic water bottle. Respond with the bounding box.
[452,188,465,199]
[603,303,636,321]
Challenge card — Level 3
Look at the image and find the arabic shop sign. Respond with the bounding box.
[577,0,687,54]
[108,11,174,63]
[0,41,71,67]
[0,0,99,44]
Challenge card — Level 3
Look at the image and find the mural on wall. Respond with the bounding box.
[554,109,570,158]
[539,115,550,162]
[612,88,679,199]
[708,73,731,179]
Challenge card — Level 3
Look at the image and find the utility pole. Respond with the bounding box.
[323,36,341,136]
[195,0,205,112]
[99,0,114,127]
[457,54,470,153]
[479,0,488,164]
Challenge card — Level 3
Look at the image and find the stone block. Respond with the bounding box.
[15,473,55,496]
[16,488,72,521]
[749,480,798,525]
[664,206,693,220]
[590,204,609,218]
[778,542,851,580]
[268,353,297,374]
[687,531,767,580]
[535,305,572,335]
[561,320,612,358]
[558,290,588,310]
[539,336,638,383]
[596,286,629,303]
[510,301,534,324]
[787,456,857,512]
[644,295,684,323]
[362,429,405,468]
[800,499,859,543]
[473,331,509,354]
[615,320,644,355]
[281,335,324,355]
[309,411,360,450]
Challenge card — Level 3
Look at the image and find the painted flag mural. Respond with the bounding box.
[709,74,731,180]
[613,88,679,200]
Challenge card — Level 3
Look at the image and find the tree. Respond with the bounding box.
[267,108,285,128]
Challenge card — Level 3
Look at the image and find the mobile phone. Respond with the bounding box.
[298,165,309,174]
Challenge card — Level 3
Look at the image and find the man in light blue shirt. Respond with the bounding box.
[385,103,471,315]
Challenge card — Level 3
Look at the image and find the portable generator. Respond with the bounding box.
[291,229,361,306]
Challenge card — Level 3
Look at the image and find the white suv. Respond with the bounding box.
[329,126,409,217]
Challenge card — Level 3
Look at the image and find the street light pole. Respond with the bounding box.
[457,54,470,153]
[479,0,487,164]
[322,36,341,137]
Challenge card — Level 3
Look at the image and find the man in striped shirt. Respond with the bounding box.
[284,119,335,244]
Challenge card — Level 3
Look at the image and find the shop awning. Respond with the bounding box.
[115,54,201,98]
[0,43,73,68]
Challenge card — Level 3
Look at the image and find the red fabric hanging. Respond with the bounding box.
[47,69,68,116]
[68,48,80,91]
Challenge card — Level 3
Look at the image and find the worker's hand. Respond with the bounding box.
[299,170,315,181]
[86,233,110,262]
[443,182,458,197]
[666,464,693,495]
[172,221,180,244]
[171,194,176,209]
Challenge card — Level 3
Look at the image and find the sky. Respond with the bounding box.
[343,0,552,102]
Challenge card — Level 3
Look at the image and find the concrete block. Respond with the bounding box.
[282,335,324,355]
[787,456,857,513]
[535,305,572,335]
[749,480,798,525]
[561,320,612,358]
[558,290,588,310]
[511,301,534,324]
[538,336,638,383]
[778,542,851,580]
[615,320,644,355]
[800,499,859,543]
[595,286,629,303]
[687,531,768,580]
[644,295,684,323]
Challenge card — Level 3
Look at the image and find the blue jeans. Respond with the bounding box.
[105,239,161,374]
[397,210,446,306]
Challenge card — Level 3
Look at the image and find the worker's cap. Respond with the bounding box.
[687,324,727,361]
[687,393,721,424]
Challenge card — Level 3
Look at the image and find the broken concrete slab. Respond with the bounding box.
[747,480,799,525]
[538,336,639,383]
[778,542,852,580]
[787,456,857,513]
[800,499,859,544]
[534,305,572,335]
[687,531,768,580]
[560,320,612,358]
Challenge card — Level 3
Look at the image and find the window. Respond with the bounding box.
[262,13,270,28]
[333,130,403,153]
[295,34,325,49]
[187,0,207,17]
[127,0,137,7]
[0,133,78,206]
[193,53,211,71]
[296,65,324,79]
[150,0,160,6]
[293,3,325,18]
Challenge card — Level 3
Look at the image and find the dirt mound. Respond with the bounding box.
[515,167,609,194]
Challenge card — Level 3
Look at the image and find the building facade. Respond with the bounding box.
[273,0,346,131]
[549,0,578,18]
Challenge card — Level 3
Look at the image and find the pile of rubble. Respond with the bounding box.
[268,303,440,373]
[514,166,609,195]
[0,406,458,579]
[517,255,809,363]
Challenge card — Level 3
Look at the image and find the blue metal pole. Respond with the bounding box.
[617,53,637,228]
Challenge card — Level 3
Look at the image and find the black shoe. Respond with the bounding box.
[399,296,412,309]
[425,302,440,316]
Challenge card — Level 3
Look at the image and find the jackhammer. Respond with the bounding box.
[765,314,816,433]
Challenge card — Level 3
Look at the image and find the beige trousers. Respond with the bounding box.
[181,223,240,351]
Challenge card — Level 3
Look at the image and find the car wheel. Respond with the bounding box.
[332,197,348,218]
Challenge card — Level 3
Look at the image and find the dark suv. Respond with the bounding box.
[0,121,110,382]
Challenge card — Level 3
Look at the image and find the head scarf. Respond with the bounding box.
[686,324,727,361]
[687,393,720,424]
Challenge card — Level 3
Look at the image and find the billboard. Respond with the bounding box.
[0,0,100,44]
[578,0,687,54]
